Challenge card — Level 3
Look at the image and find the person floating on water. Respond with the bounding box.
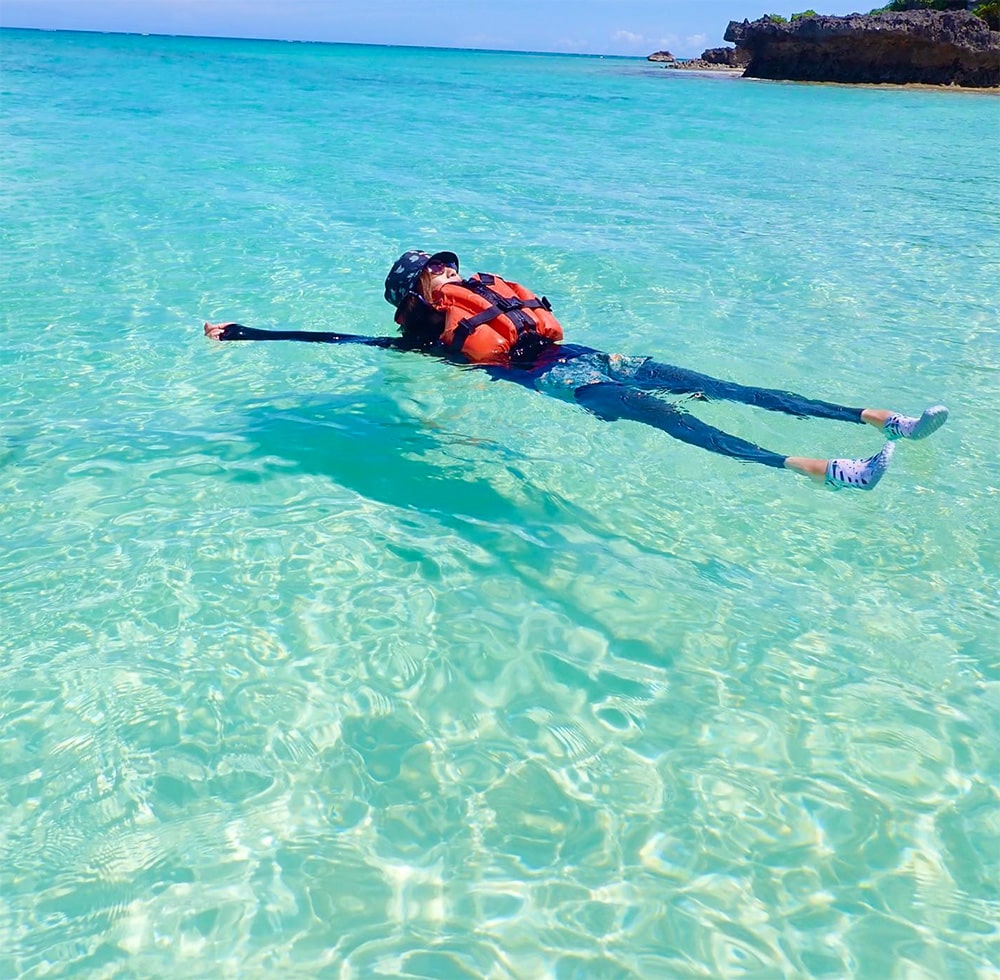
[204,249,949,491]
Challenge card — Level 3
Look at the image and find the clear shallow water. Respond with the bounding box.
[2,27,999,978]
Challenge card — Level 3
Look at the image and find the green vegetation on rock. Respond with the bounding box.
[972,1,999,29]
[764,10,818,21]
[870,0,971,11]
[868,0,999,28]
[761,2,997,29]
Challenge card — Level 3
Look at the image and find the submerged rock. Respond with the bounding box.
[724,10,1000,88]
[662,59,745,72]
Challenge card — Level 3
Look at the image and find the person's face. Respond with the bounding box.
[418,259,460,302]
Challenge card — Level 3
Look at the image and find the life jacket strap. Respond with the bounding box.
[450,277,553,350]
[467,273,552,313]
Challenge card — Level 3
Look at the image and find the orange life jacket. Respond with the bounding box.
[432,273,564,364]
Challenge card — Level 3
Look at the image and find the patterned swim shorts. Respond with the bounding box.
[533,351,651,399]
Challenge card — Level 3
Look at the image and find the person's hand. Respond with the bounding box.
[204,321,235,341]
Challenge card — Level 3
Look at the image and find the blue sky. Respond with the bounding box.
[1,1,865,57]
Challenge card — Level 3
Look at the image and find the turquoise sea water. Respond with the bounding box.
[2,27,999,978]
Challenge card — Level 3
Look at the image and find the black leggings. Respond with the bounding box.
[572,359,865,469]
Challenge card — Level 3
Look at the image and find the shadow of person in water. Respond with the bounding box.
[230,392,548,524]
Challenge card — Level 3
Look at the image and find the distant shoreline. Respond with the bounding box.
[655,65,1000,93]
[660,62,744,74]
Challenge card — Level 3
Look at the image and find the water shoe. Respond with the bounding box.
[884,405,949,441]
[825,443,895,491]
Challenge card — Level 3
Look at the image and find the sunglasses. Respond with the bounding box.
[423,259,455,276]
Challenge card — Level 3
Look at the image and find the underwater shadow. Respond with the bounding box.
[228,395,754,657]
[234,393,538,524]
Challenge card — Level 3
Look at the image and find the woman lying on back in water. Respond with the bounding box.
[204,249,948,491]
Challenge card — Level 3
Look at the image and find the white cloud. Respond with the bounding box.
[555,37,593,52]
[611,29,646,46]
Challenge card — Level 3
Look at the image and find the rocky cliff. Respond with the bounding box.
[724,10,1000,87]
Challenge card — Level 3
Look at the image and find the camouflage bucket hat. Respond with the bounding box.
[384,250,460,308]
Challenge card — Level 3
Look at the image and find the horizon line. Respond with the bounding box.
[0,24,652,60]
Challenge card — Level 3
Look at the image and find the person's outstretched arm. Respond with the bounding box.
[204,321,401,348]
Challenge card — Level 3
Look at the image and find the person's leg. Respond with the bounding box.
[622,359,948,440]
[574,384,893,489]
[575,383,788,467]
[625,359,867,423]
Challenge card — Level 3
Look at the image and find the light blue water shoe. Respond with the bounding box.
[884,405,949,441]
[825,443,895,491]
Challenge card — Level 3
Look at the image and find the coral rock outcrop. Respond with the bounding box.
[724,10,1000,87]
